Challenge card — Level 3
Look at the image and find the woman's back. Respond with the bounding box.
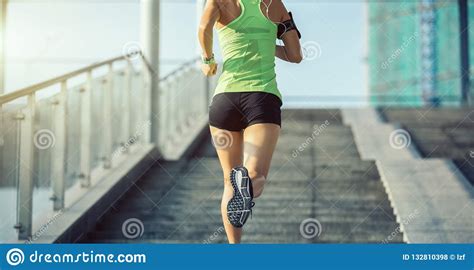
[214,0,282,100]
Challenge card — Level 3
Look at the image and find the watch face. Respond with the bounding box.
[202,55,215,64]
[202,55,214,61]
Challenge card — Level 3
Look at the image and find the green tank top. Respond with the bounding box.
[214,0,281,101]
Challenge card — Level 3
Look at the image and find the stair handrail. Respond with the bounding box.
[0,52,149,105]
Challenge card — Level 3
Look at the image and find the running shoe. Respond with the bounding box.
[227,166,255,228]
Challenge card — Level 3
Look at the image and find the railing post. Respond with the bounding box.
[102,64,113,168]
[131,71,138,144]
[16,94,35,240]
[172,75,180,136]
[132,71,139,144]
[50,80,67,210]
[121,62,132,154]
[79,71,92,187]
[137,71,144,145]
[169,78,177,146]
[142,61,151,144]
[160,80,170,151]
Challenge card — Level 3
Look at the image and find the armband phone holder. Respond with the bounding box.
[277,12,301,40]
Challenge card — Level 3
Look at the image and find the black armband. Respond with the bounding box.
[277,12,301,40]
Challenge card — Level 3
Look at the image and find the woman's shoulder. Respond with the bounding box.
[265,0,290,23]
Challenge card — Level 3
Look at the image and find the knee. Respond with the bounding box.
[248,170,267,198]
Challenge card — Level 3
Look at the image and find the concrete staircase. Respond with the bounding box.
[343,108,474,243]
[80,109,403,243]
[379,108,474,185]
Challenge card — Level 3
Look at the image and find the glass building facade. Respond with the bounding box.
[367,0,473,106]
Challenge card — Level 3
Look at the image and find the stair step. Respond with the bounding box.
[122,185,389,199]
[85,229,404,244]
[89,219,400,239]
[80,109,404,244]
[111,194,393,212]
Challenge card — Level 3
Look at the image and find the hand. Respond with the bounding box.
[201,63,218,76]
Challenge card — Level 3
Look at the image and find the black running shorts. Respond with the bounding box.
[209,92,282,131]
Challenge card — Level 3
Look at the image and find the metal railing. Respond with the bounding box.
[0,52,214,241]
[157,58,217,157]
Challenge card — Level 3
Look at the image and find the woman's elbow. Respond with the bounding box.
[294,55,303,64]
[289,53,303,64]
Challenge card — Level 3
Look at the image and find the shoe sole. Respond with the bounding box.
[227,167,252,228]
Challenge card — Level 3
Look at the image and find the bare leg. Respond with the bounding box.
[210,123,280,243]
[243,123,280,198]
[210,126,243,244]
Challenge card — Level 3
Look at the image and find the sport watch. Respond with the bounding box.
[202,54,216,65]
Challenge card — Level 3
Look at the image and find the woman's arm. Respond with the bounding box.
[198,0,220,76]
[275,1,302,63]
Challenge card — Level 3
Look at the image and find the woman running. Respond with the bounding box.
[199,0,302,243]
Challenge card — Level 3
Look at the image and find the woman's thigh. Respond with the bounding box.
[243,123,281,177]
[209,126,244,181]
